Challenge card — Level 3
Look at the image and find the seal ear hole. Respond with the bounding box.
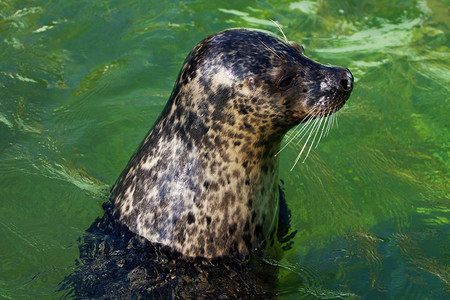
[300,45,305,54]
[277,75,296,91]
[290,42,305,55]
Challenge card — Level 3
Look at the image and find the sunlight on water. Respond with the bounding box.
[0,0,448,298]
[317,18,423,53]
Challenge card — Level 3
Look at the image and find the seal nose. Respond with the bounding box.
[338,68,353,92]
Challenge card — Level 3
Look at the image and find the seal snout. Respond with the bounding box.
[338,68,354,93]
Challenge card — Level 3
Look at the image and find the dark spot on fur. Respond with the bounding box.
[210,181,220,192]
[222,191,234,206]
[214,135,222,146]
[254,224,263,237]
[197,236,205,249]
[187,212,195,224]
[231,241,238,253]
[228,223,237,236]
[211,123,222,132]
[243,233,252,251]
[247,198,253,208]
[206,216,211,225]
[262,164,268,173]
[245,179,250,185]
[207,244,215,254]
[238,105,248,115]
[177,228,186,245]
[244,220,250,232]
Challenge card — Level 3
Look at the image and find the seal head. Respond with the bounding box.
[111,29,353,258]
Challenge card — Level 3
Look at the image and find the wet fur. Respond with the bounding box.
[61,187,295,298]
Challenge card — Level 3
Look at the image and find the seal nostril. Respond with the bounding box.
[339,69,353,92]
[340,78,349,91]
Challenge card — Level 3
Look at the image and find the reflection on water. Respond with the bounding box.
[0,0,448,298]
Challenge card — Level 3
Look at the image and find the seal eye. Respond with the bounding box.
[277,75,296,91]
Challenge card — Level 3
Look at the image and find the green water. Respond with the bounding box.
[0,0,448,298]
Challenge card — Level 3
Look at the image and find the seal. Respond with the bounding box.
[111,28,353,259]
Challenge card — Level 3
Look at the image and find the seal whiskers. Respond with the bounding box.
[276,107,317,154]
[271,20,288,43]
[277,101,346,170]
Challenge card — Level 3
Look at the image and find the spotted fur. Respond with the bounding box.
[111,29,353,258]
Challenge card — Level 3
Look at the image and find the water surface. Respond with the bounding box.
[0,0,448,298]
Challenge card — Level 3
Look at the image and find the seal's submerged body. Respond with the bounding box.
[111,29,353,259]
